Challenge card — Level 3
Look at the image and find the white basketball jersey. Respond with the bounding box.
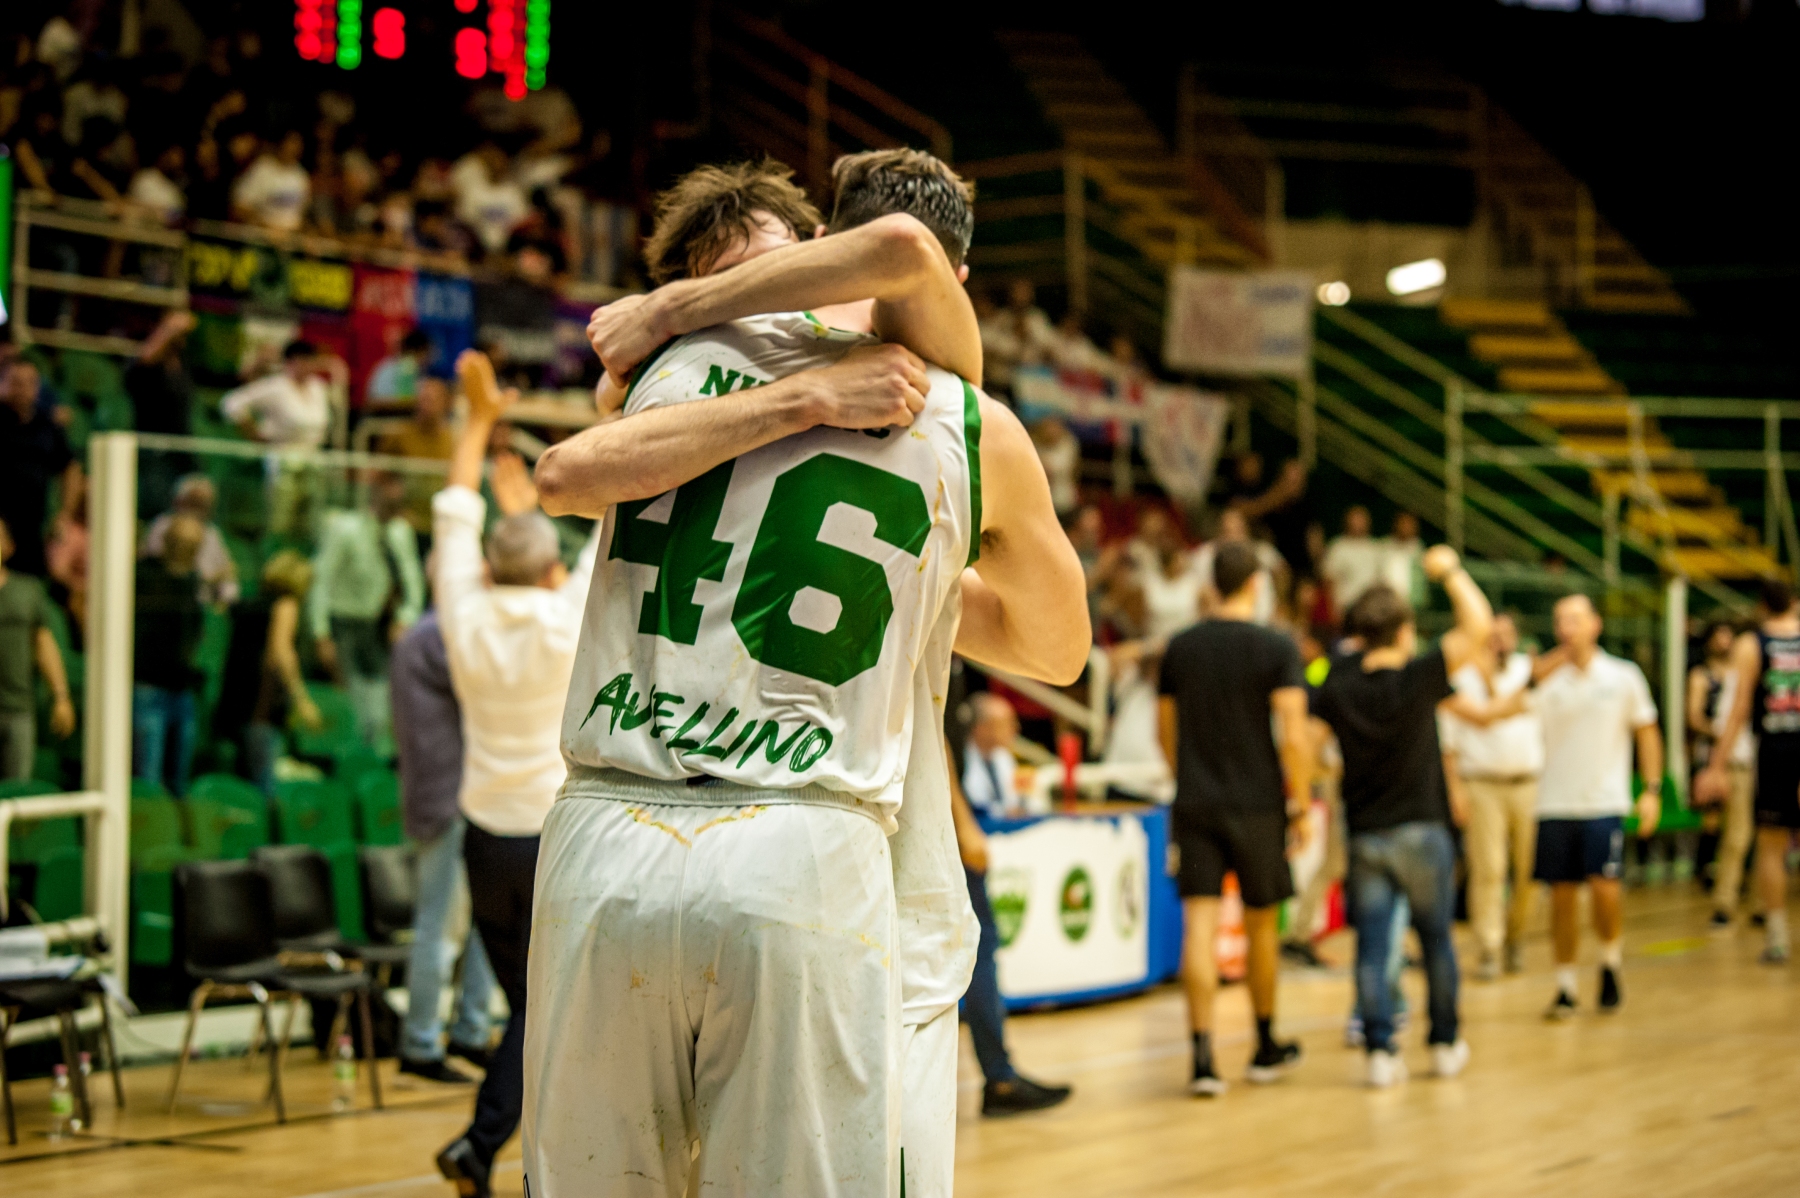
[561,313,981,828]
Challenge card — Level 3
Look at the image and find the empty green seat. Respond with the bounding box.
[20,844,85,922]
[188,773,272,839]
[131,795,189,863]
[274,779,356,847]
[291,684,360,762]
[353,770,404,846]
[131,778,172,802]
[186,797,266,860]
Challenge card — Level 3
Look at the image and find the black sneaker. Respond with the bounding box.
[1709,910,1733,930]
[1189,1062,1228,1098]
[982,1074,1073,1116]
[1751,913,1767,929]
[1245,1039,1302,1084]
[448,1040,494,1072]
[1544,990,1578,1021]
[1280,941,1326,968]
[1598,966,1622,1012]
[436,1138,492,1198]
[399,1057,474,1084]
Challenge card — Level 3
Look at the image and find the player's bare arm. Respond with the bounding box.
[955,394,1091,685]
[537,344,931,517]
[1273,686,1313,843]
[1424,545,1494,675]
[1696,631,1761,803]
[1634,720,1665,837]
[587,213,980,386]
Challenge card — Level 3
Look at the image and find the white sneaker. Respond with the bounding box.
[1431,1039,1471,1079]
[1366,1049,1408,1089]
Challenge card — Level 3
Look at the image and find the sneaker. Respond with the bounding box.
[1751,913,1767,929]
[1762,942,1791,966]
[1366,1049,1408,1089]
[1189,1065,1228,1098]
[1281,941,1326,968]
[1503,942,1525,974]
[1430,1039,1471,1079]
[1544,990,1578,1021]
[1473,952,1500,982]
[399,1057,473,1084]
[447,1040,494,1072]
[1343,1018,1365,1049]
[1598,966,1622,1012]
[982,1074,1073,1116]
[1245,1039,1302,1084]
[1710,910,1734,930]
[436,1138,492,1198]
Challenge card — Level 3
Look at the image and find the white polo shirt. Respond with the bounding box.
[1443,653,1544,779]
[1533,650,1658,819]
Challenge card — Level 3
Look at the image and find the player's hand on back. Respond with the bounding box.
[812,344,930,430]
[587,293,671,389]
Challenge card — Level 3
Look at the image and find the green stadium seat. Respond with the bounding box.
[23,844,85,922]
[272,779,365,941]
[291,683,361,763]
[131,844,192,966]
[353,770,404,846]
[187,773,272,840]
[130,795,189,863]
[131,778,173,802]
[185,797,266,860]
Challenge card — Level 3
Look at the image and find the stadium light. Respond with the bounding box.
[1316,281,1350,306]
[455,27,487,78]
[1386,258,1446,297]
[372,7,404,59]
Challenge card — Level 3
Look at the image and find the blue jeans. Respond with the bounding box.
[1347,821,1460,1052]
[1348,895,1410,1024]
[403,819,497,1062]
[960,867,1016,1083]
[132,685,197,797]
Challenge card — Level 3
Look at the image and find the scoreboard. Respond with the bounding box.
[295,0,551,97]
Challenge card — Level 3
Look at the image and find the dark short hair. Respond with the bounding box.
[401,328,433,353]
[643,159,822,285]
[827,149,975,268]
[1213,541,1261,601]
[1348,583,1413,650]
[1761,576,1795,615]
[283,340,317,361]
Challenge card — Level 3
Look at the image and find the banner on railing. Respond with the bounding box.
[1163,267,1313,378]
[1013,366,1230,507]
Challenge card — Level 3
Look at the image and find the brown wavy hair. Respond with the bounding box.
[642,159,822,285]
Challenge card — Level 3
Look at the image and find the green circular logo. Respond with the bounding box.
[1059,866,1094,942]
[1115,860,1141,939]
[989,868,1030,948]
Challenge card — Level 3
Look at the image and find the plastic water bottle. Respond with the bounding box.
[48,1065,74,1140]
[73,1052,92,1130]
[332,1035,357,1113]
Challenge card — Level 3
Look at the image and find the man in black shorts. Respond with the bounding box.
[1158,541,1311,1096]
[1698,577,1800,965]
[1310,545,1490,1087]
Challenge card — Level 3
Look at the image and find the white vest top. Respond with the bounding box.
[560,313,981,829]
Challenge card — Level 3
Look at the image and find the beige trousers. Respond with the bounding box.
[1465,777,1539,956]
[1711,764,1756,913]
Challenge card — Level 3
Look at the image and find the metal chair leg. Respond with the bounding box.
[355,988,383,1110]
[2,1007,17,1146]
[253,984,286,1124]
[57,1008,93,1128]
[270,994,299,1102]
[97,993,126,1108]
[244,1000,265,1071]
[166,982,210,1113]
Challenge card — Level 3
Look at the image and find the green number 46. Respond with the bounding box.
[609,453,931,687]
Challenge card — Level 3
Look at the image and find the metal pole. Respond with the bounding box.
[1602,485,1621,595]
[85,433,136,988]
[1064,153,1087,314]
[1297,362,1316,470]
[1446,380,1465,552]
[1767,404,1781,558]
[1663,574,1688,805]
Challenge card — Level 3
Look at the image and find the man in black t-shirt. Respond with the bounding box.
[1310,545,1491,1088]
[1158,541,1312,1097]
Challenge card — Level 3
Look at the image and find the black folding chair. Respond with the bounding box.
[0,973,126,1146]
[357,845,417,988]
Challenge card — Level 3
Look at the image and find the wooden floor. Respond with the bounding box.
[3,886,1795,1197]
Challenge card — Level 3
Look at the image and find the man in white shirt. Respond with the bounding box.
[1320,506,1387,621]
[231,130,311,233]
[1531,594,1662,1019]
[433,351,597,1196]
[1440,612,1543,979]
[452,142,529,256]
[220,340,338,449]
[962,692,1021,816]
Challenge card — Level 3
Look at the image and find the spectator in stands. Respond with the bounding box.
[232,129,311,233]
[452,141,529,257]
[1031,416,1081,519]
[132,513,206,796]
[221,339,340,449]
[1384,511,1426,608]
[126,309,199,510]
[127,141,187,225]
[311,474,425,747]
[142,476,239,608]
[1130,507,1204,640]
[44,466,88,632]
[34,13,84,84]
[0,356,77,579]
[1046,310,1107,374]
[367,328,436,408]
[1194,508,1285,626]
[1321,506,1386,624]
[391,607,497,1085]
[379,376,456,537]
[1310,548,1489,1087]
[1689,619,1756,923]
[950,736,1073,1115]
[213,550,322,796]
[430,351,597,1194]
[0,516,77,781]
[962,692,1021,817]
[413,199,480,262]
[1233,458,1314,585]
[60,58,126,149]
